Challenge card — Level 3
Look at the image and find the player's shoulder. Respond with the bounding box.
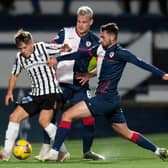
[16,51,21,58]
[116,44,128,53]
[35,41,45,45]
[115,44,133,58]
[64,26,75,32]
[88,31,99,39]
[35,41,48,47]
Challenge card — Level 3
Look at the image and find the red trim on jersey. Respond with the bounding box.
[59,121,71,128]
[88,49,93,57]
[131,132,140,143]
[82,117,95,126]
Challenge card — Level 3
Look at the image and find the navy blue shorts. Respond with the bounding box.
[62,86,91,105]
[84,94,126,123]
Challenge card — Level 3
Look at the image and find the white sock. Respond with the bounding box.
[154,147,160,155]
[4,121,20,155]
[44,123,57,142]
[44,123,68,153]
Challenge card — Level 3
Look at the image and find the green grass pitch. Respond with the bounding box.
[1,133,168,168]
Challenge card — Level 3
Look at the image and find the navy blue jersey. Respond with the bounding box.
[52,27,99,90]
[58,43,166,99]
[94,44,165,98]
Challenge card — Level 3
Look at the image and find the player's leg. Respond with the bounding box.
[112,122,158,151]
[36,94,69,161]
[82,116,105,160]
[43,100,92,161]
[0,105,29,161]
[74,90,104,160]
[35,117,69,161]
[112,120,168,160]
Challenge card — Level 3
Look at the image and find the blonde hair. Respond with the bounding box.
[14,29,32,46]
[77,6,93,18]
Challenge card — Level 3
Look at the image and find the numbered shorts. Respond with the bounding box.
[61,86,92,105]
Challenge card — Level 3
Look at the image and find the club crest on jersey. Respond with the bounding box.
[109,52,115,58]
[86,41,92,47]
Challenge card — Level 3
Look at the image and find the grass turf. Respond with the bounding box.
[1,133,168,168]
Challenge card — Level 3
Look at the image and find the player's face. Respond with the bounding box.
[17,40,34,58]
[100,31,116,49]
[76,15,93,36]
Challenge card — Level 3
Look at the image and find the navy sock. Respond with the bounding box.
[131,132,157,152]
[52,121,71,151]
[82,117,95,154]
[43,130,50,144]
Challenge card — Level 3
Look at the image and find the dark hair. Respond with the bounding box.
[14,29,32,46]
[100,23,119,37]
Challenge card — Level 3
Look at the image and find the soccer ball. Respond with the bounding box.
[13,139,32,160]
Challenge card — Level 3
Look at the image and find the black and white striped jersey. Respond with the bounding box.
[12,41,62,96]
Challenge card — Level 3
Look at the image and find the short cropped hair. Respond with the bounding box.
[77,6,93,18]
[14,29,32,46]
[100,23,119,37]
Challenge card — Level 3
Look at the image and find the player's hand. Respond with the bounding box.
[5,92,14,106]
[47,57,58,67]
[60,44,72,53]
[162,74,168,80]
[76,72,91,85]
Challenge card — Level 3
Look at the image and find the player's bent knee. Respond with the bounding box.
[38,117,50,128]
[9,113,23,123]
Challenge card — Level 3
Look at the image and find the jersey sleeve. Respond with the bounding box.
[11,54,22,76]
[44,43,63,56]
[56,51,86,61]
[118,49,166,77]
[56,45,99,61]
[51,28,65,44]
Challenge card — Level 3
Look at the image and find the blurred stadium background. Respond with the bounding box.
[0,0,168,144]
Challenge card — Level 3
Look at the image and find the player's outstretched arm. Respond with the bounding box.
[5,74,17,106]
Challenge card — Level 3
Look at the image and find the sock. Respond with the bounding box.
[44,123,57,142]
[43,130,50,144]
[4,121,20,155]
[154,148,162,155]
[44,123,68,153]
[52,121,71,151]
[82,117,95,154]
[131,132,157,152]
